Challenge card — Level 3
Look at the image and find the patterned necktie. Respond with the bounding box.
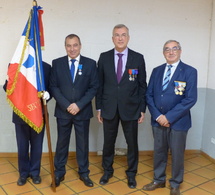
[70,59,76,82]
[117,53,123,83]
[162,65,172,90]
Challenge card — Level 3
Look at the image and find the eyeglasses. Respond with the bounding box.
[164,46,180,53]
[113,33,128,39]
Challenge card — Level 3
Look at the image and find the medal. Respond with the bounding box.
[128,69,133,81]
[128,69,138,81]
[78,64,83,75]
[174,81,186,95]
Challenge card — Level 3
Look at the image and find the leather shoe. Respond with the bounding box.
[80,176,94,187]
[99,173,113,185]
[17,177,27,186]
[170,187,180,195]
[127,177,136,189]
[53,176,65,187]
[143,181,166,191]
[31,176,41,184]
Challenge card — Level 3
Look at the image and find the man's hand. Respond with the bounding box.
[67,103,80,115]
[42,91,50,100]
[157,114,170,127]
[97,110,103,123]
[138,112,145,124]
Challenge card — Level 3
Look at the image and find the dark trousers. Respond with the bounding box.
[54,118,90,178]
[15,123,44,178]
[102,111,138,177]
[152,126,187,188]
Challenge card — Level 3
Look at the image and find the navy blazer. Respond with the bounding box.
[96,48,147,121]
[50,55,99,120]
[146,60,197,131]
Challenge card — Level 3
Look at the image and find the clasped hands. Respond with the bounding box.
[157,114,170,127]
[67,103,80,115]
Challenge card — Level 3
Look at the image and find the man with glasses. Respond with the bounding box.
[143,40,197,195]
[96,24,147,188]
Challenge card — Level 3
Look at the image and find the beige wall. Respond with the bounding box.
[0,0,214,157]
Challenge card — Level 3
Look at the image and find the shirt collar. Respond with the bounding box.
[167,60,180,68]
[68,55,81,64]
[114,47,128,56]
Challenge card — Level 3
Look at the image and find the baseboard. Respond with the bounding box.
[200,151,215,164]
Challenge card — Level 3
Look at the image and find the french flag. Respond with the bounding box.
[6,5,45,133]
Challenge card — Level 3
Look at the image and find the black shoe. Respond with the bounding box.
[52,176,65,187]
[99,173,113,185]
[17,177,27,186]
[80,176,94,187]
[31,176,41,184]
[127,177,136,189]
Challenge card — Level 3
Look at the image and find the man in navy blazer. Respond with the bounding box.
[143,40,197,195]
[3,61,51,186]
[50,34,99,187]
[96,24,147,188]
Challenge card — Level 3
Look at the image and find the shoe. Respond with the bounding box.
[170,187,180,195]
[127,177,136,189]
[99,173,113,185]
[143,181,166,191]
[52,176,65,187]
[80,176,94,187]
[31,176,41,184]
[17,177,27,186]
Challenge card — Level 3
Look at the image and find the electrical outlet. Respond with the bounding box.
[211,138,215,144]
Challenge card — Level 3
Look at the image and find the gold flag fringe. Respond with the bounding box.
[6,97,44,134]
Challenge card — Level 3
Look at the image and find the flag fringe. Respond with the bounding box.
[6,97,44,134]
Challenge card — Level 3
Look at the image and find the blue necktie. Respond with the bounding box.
[162,65,172,90]
[70,59,76,82]
[117,53,123,83]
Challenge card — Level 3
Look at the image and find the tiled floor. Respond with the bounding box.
[0,153,215,194]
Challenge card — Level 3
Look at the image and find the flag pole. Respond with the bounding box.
[32,0,56,192]
[42,99,56,192]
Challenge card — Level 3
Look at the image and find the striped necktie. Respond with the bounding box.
[70,59,76,82]
[162,65,172,90]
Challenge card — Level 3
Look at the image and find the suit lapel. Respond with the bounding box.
[108,50,118,83]
[170,61,183,83]
[158,64,166,91]
[62,56,73,83]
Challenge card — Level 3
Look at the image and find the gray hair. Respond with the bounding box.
[163,40,181,51]
[113,24,129,35]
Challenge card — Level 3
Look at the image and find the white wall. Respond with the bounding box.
[0,0,213,156]
[201,0,215,158]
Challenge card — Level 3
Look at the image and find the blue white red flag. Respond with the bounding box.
[6,3,45,133]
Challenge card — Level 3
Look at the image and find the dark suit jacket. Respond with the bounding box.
[96,48,147,121]
[3,61,51,124]
[50,55,99,120]
[146,60,197,131]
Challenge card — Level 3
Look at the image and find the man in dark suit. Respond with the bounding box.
[96,24,147,188]
[50,34,99,187]
[3,61,51,186]
[143,40,197,195]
